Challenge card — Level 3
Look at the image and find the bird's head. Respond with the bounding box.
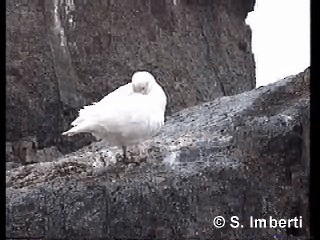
[131,71,156,95]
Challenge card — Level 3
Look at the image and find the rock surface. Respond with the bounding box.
[6,68,310,239]
[6,0,255,156]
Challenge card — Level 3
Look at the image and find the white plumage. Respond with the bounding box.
[62,71,167,159]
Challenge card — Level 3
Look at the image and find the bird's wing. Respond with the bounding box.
[97,82,133,105]
[71,83,133,126]
[80,94,161,137]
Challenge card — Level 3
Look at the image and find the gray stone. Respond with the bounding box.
[6,68,310,239]
[6,0,255,156]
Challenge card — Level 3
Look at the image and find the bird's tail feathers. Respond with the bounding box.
[62,122,91,136]
[61,127,77,136]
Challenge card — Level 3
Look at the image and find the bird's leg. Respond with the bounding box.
[122,145,127,160]
[121,145,140,165]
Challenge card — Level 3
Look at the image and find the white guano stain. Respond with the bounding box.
[53,0,67,47]
[65,0,76,27]
[163,150,180,169]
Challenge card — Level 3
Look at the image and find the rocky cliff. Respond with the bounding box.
[6,68,310,239]
[6,0,255,158]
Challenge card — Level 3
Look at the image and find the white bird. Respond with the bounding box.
[62,71,167,160]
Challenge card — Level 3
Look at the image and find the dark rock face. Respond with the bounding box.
[6,0,255,156]
[6,68,310,239]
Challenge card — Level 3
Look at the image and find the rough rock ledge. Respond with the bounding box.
[6,68,310,239]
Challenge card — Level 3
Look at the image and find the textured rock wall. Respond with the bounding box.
[6,0,255,157]
[6,68,310,239]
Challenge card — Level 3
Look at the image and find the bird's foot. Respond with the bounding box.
[123,156,141,166]
[115,153,141,166]
[124,160,141,166]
